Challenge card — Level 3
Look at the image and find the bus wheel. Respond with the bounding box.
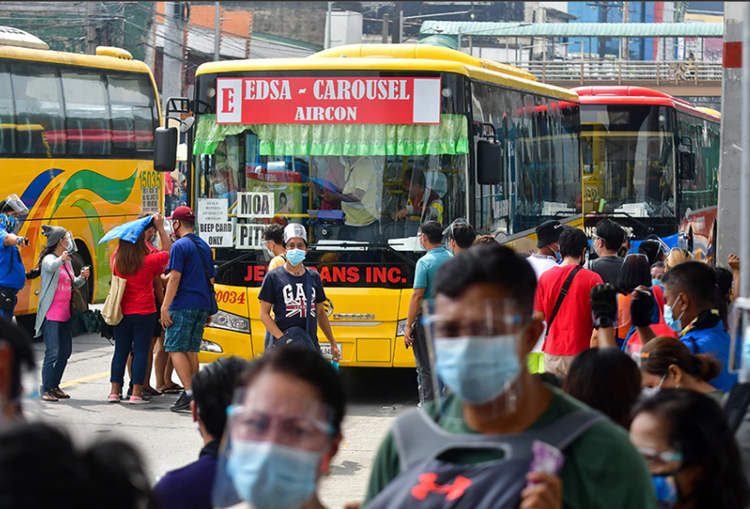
[15,314,38,341]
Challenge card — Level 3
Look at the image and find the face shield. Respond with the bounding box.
[64,231,77,254]
[423,297,529,417]
[212,386,336,509]
[2,194,29,216]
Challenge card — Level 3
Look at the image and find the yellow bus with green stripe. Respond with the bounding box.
[0,28,162,333]
[159,43,581,367]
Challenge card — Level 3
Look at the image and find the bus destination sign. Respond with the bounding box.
[216,77,441,125]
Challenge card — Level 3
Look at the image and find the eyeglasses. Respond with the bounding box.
[637,446,683,465]
[228,406,334,446]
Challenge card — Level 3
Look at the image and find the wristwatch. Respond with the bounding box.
[594,316,614,330]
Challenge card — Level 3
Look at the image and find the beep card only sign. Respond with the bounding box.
[215,77,441,125]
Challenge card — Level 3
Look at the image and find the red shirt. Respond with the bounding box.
[114,251,170,315]
[534,264,603,356]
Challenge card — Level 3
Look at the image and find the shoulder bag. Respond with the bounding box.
[64,264,104,336]
[544,266,582,339]
[272,268,317,352]
[186,235,219,316]
[102,274,126,326]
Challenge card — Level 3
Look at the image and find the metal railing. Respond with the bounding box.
[511,60,723,85]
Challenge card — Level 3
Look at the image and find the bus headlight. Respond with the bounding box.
[208,310,250,333]
[396,319,407,337]
[200,340,224,353]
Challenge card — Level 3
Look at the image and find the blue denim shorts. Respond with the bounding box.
[164,308,210,353]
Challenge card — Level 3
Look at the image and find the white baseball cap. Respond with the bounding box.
[283,223,307,244]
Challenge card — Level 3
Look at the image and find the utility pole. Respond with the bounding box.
[381,13,389,44]
[325,2,332,49]
[621,1,629,60]
[162,2,185,115]
[214,2,220,61]
[85,1,98,54]
[587,2,622,59]
[394,2,403,44]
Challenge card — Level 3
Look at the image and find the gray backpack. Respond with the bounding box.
[365,407,605,509]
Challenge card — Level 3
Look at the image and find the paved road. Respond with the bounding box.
[30,332,418,508]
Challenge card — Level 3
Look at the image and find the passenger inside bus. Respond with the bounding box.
[392,169,444,224]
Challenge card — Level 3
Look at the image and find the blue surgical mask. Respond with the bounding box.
[227,440,320,509]
[418,234,426,252]
[0,213,18,233]
[651,474,679,508]
[664,297,685,333]
[652,278,662,287]
[434,335,520,404]
[286,249,306,267]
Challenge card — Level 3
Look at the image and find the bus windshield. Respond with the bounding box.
[193,114,468,249]
[581,105,675,218]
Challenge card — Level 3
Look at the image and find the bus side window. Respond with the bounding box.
[10,63,66,156]
[108,73,157,156]
[0,62,14,155]
[61,70,111,156]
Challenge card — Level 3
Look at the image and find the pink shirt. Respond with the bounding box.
[47,265,72,322]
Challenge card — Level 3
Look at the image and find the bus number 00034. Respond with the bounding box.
[216,291,246,305]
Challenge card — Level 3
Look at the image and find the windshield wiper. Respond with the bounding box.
[311,242,417,267]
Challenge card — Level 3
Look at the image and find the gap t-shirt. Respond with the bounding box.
[258,267,326,344]
[535,264,603,356]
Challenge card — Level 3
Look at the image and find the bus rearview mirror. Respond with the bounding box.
[154,126,178,172]
[680,152,696,180]
[477,139,503,185]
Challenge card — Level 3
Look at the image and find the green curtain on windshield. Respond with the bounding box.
[193,114,469,156]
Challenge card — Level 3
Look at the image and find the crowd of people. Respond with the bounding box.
[4,197,750,508]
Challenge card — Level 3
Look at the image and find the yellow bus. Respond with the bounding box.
[155,43,581,367]
[0,27,163,333]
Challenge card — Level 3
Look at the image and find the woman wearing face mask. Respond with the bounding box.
[639,336,724,403]
[34,226,90,402]
[0,195,30,319]
[258,224,340,362]
[214,347,345,509]
[630,389,749,509]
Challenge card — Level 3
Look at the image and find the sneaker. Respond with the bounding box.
[124,396,149,405]
[170,392,192,413]
[107,393,121,403]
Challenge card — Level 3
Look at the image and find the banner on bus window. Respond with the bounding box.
[216,77,441,125]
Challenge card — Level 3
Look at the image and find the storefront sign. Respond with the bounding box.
[245,264,407,284]
[237,192,275,219]
[216,77,441,125]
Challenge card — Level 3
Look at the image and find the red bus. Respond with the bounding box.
[576,86,720,261]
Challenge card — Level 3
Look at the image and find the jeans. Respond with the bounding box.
[111,313,157,386]
[412,315,436,403]
[41,319,72,392]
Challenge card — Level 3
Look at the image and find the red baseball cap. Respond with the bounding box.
[167,206,196,222]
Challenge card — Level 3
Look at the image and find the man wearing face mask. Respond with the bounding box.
[404,221,453,404]
[633,261,737,392]
[161,206,217,413]
[364,244,657,509]
[263,224,287,271]
[258,224,341,362]
[154,356,249,509]
[535,228,604,377]
[527,220,562,279]
[0,195,30,319]
[586,219,625,287]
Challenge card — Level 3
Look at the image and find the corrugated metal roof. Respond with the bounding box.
[420,21,724,38]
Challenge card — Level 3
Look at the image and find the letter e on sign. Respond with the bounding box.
[216,79,243,124]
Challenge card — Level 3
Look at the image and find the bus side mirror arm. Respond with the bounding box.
[679,136,696,180]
